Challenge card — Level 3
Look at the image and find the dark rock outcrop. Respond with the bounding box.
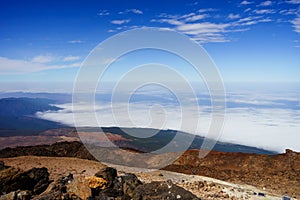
[25,168,50,194]
[0,166,50,196]
[0,141,95,160]
[0,165,199,200]
[0,167,34,194]
[34,173,79,200]
[0,161,7,171]
[121,173,143,198]
[95,167,117,187]
[133,180,200,200]
[88,167,200,200]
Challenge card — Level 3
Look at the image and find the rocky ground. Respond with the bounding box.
[0,141,299,199]
[0,156,294,200]
[0,157,199,200]
[163,149,300,199]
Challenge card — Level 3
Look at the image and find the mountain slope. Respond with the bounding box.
[0,98,67,136]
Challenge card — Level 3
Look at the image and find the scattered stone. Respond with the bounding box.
[209,183,215,187]
[282,195,291,200]
[198,181,204,189]
[16,190,32,200]
[258,192,265,197]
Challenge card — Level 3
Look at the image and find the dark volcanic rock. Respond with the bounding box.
[0,167,33,194]
[35,173,78,200]
[95,173,142,199]
[0,167,50,196]
[25,167,50,194]
[0,141,95,160]
[95,167,117,187]
[94,173,143,199]
[89,171,197,200]
[121,173,143,198]
[132,181,200,200]
[0,161,8,171]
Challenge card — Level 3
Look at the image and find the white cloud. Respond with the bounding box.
[240,0,253,5]
[279,9,298,15]
[237,16,260,23]
[244,8,252,12]
[155,12,208,23]
[176,22,231,43]
[152,8,275,43]
[291,17,300,33]
[97,10,110,16]
[258,1,272,6]
[228,13,241,19]
[111,19,131,25]
[151,18,183,25]
[63,56,81,62]
[68,40,84,44]
[153,12,233,43]
[286,0,300,4]
[131,9,143,14]
[198,8,216,13]
[253,9,275,14]
[176,22,230,34]
[119,9,143,15]
[184,14,208,22]
[0,56,80,74]
[239,18,272,26]
[31,55,54,63]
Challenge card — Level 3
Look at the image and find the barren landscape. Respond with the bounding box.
[0,139,299,199]
[0,155,289,200]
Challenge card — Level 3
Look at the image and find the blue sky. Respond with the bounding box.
[0,0,300,87]
[1,0,300,152]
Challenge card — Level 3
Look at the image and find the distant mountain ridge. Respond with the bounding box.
[96,127,277,154]
[0,97,60,116]
[0,97,66,136]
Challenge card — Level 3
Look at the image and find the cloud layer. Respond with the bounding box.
[37,90,300,153]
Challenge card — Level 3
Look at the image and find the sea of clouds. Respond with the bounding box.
[36,86,300,153]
